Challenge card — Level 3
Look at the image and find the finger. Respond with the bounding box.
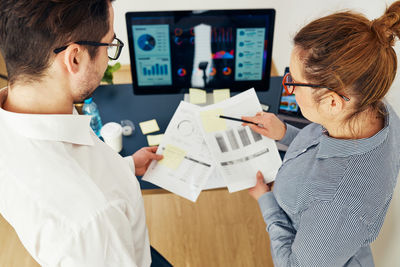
[149,146,159,153]
[149,153,163,161]
[242,122,253,127]
[143,146,158,152]
[242,116,259,123]
[248,124,268,136]
[256,171,264,183]
[146,151,163,161]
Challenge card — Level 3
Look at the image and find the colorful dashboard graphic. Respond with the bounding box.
[235,28,266,81]
[177,68,187,77]
[131,25,267,86]
[137,34,156,51]
[173,27,195,46]
[132,25,172,86]
[130,24,269,88]
[212,50,235,59]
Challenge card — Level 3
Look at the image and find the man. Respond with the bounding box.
[0,0,164,266]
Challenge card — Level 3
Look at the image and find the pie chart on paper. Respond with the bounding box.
[177,120,194,136]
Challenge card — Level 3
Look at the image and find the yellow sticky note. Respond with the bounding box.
[213,89,230,103]
[159,144,187,170]
[189,88,206,104]
[139,119,160,135]
[146,134,164,146]
[200,108,227,133]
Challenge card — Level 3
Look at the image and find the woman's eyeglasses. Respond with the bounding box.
[282,73,350,101]
[53,36,124,60]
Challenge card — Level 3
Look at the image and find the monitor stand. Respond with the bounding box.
[183,92,215,106]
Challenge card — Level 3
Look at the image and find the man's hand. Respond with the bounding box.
[249,171,274,201]
[132,146,163,176]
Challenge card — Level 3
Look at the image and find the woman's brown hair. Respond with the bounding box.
[0,0,113,86]
[294,1,400,122]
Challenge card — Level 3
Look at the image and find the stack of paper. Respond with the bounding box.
[142,88,282,202]
[143,102,213,201]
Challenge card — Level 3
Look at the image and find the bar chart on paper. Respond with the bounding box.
[198,89,282,193]
[215,126,263,153]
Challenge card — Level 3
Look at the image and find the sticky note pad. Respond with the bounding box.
[189,88,207,104]
[147,134,164,146]
[213,89,230,103]
[200,108,227,133]
[139,119,160,135]
[159,144,186,170]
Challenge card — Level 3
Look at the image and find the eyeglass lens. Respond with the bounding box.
[107,39,119,60]
[285,73,295,94]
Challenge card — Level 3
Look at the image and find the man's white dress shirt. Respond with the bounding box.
[0,88,151,267]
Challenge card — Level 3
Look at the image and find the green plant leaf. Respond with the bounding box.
[110,62,121,72]
[102,62,120,84]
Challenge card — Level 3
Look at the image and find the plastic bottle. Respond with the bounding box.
[82,97,103,137]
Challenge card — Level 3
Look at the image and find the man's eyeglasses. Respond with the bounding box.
[53,37,124,60]
[282,73,350,101]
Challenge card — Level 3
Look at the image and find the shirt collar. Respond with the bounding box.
[316,103,390,159]
[0,87,94,146]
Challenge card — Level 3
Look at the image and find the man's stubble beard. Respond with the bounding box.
[73,63,103,104]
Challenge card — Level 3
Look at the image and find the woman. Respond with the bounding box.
[243,2,400,266]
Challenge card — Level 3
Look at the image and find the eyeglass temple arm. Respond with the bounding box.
[284,83,350,101]
[284,82,325,88]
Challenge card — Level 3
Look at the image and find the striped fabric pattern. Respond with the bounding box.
[258,103,400,267]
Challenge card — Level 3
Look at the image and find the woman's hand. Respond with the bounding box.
[132,146,163,176]
[242,112,286,140]
[249,171,274,201]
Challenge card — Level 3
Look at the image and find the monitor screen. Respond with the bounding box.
[126,9,275,94]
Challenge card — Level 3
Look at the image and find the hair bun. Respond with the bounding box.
[371,1,400,47]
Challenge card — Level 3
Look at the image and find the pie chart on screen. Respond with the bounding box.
[138,34,156,51]
[223,67,232,76]
[177,68,187,77]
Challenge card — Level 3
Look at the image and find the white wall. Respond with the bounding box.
[112,0,397,75]
[112,1,400,265]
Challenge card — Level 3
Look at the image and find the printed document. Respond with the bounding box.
[197,88,282,192]
[142,101,214,202]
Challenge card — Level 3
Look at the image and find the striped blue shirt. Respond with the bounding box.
[258,103,400,267]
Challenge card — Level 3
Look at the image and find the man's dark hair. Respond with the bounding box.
[0,0,112,85]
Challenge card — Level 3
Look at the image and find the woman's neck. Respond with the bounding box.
[323,108,385,140]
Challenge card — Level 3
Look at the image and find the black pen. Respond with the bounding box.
[219,115,264,128]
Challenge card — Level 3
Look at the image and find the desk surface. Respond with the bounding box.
[93,77,283,189]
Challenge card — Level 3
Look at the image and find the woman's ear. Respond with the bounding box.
[320,92,345,117]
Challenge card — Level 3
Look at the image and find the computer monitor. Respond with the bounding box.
[125,9,275,94]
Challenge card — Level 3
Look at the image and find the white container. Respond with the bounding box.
[100,122,123,152]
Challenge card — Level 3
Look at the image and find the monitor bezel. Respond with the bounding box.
[125,9,276,95]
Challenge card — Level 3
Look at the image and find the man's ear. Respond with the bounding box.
[63,44,87,74]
